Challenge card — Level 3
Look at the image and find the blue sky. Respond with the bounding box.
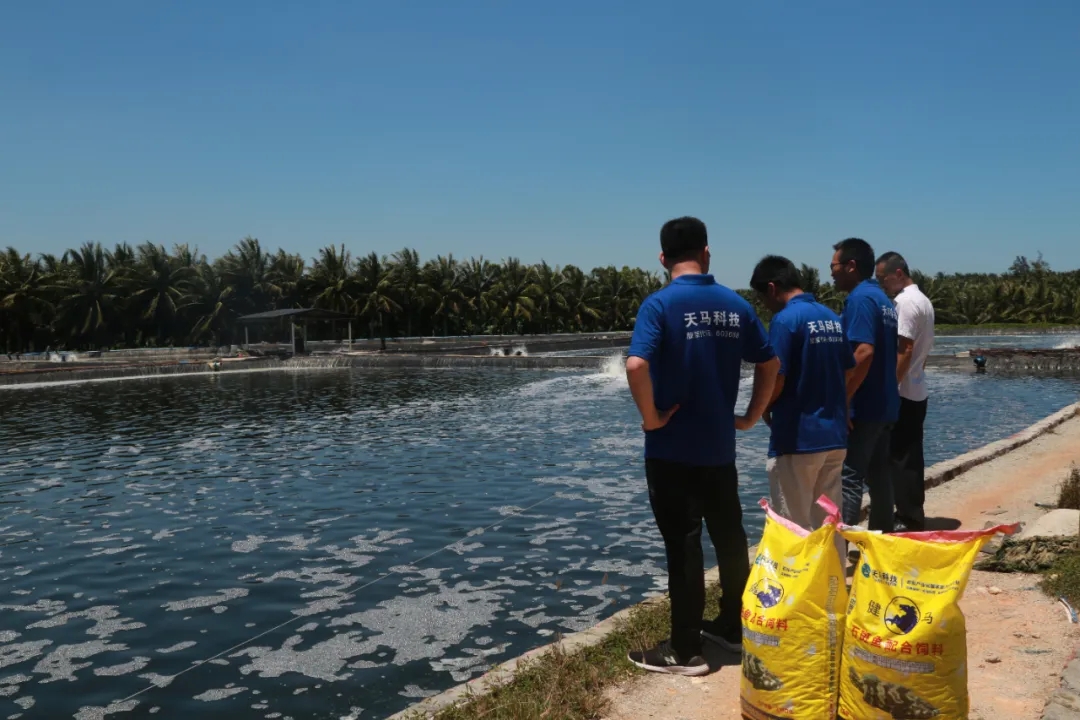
[2,0,1077,288]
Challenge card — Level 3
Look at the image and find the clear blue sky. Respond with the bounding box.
[2,0,1077,287]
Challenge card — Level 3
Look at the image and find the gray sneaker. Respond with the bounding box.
[628,640,709,676]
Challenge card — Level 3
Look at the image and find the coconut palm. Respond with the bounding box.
[127,242,196,345]
[185,262,232,346]
[50,242,119,348]
[309,244,357,315]
[218,237,279,317]
[0,249,51,353]
[385,248,430,337]
[489,258,540,334]
[424,255,466,337]
[356,252,399,349]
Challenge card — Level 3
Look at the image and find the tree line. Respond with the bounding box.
[0,238,1076,352]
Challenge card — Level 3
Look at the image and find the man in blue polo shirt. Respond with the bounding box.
[625,217,778,676]
[749,255,854,562]
[830,238,900,536]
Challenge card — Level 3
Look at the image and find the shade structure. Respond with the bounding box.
[236,308,353,323]
[236,308,354,353]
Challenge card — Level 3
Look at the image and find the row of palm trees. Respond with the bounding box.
[0,240,1075,353]
[0,238,664,351]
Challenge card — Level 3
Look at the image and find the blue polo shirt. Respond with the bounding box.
[767,293,855,458]
[843,279,900,424]
[627,274,774,466]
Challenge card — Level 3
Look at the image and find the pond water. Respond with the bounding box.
[0,356,1077,719]
[931,332,1080,355]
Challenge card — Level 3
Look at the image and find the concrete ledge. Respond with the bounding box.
[1041,653,1080,720]
[395,402,1080,720]
[0,353,613,386]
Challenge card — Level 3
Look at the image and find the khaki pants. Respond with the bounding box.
[766,449,846,564]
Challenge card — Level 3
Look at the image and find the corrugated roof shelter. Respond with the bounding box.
[237,308,353,323]
[236,308,354,353]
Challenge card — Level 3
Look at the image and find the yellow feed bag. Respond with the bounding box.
[740,498,848,720]
[838,523,1017,720]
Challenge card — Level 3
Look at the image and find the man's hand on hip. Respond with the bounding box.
[642,405,679,432]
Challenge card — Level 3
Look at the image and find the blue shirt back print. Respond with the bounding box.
[627,274,775,466]
[767,294,855,458]
[842,279,900,424]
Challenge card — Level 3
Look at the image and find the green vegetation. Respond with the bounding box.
[1,238,1077,352]
[1041,552,1080,609]
[1036,467,1080,610]
[0,240,663,351]
[1058,466,1080,511]
[402,585,722,720]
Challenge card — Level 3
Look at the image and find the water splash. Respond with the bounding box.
[488,344,529,357]
[600,352,625,378]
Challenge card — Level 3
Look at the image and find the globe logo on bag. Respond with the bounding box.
[884,597,922,635]
[750,578,785,609]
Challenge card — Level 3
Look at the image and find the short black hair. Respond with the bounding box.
[876,251,910,277]
[833,237,876,279]
[660,217,707,262]
[750,255,802,294]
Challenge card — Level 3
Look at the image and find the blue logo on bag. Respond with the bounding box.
[750,578,785,609]
[861,563,871,578]
[884,597,922,635]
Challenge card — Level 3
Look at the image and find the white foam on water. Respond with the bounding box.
[1053,336,1080,349]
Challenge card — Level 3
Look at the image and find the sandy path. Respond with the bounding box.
[603,414,1080,720]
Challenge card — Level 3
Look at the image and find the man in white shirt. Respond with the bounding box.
[876,251,935,531]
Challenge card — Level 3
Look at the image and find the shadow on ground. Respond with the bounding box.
[924,516,963,531]
[702,641,742,672]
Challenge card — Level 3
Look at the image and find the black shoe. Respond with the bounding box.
[894,516,925,533]
[627,639,709,676]
[701,619,742,653]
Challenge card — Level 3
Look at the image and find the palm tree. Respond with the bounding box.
[385,248,429,337]
[269,250,306,309]
[127,242,195,345]
[218,237,279,317]
[561,265,600,333]
[459,257,498,334]
[53,242,118,348]
[309,244,357,315]
[589,266,636,331]
[424,255,466,337]
[0,249,51,352]
[532,261,567,333]
[356,252,400,349]
[490,258,540,334]
[185,262,232,346]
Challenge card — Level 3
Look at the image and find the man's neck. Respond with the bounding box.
[899,277,915,291]
[668,261,705,280]
[779,288,804,305]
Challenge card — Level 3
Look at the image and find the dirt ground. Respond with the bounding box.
[603,415,1080,720]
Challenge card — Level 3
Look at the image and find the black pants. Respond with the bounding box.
[645,459,750,659]
[891,398,928,530]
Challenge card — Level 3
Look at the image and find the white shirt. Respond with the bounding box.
[895,284,935,402]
